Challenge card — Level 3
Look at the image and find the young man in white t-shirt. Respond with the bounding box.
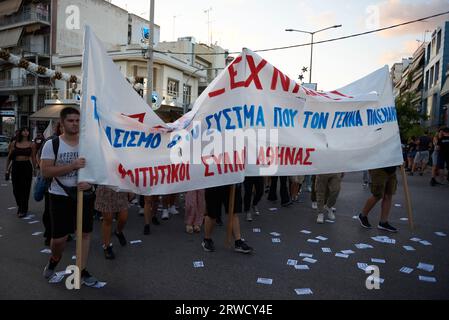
[40,107,98,286]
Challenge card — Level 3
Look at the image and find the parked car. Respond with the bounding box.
[0,135,10,156]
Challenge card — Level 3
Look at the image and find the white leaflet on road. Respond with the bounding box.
[357,263,368,271]
[28,221,39,224]
[302,257,317,264]
[300,230,312,234]
[130,240,142,244]
[325,220,335,223]
[435,232,447,237]
[394,204,402,207]
[419,240,432,246]
[253,228,261,233]
[32,231,43,236]
[270,232,281,237]
[418,276,436,283]
[287,259,298,266]
[7,207,16,210]
[294,264,310,270]
[316,236,328,241]
[335,253,349,259]
[355,243,373,249]
[48,274,65,284]
[295,288,313,295]
[22,217,32,220]
[417,263,434,272]
[399,267,414,274]
[193,261,204,268]
[40,249,51,254]
[403,245,415,251]
[410,237,421,242]
[257,278,273,285]
[371,258,386,264]
[321,247,332,253]
[400,218,408,221]
[269,208,278,212]
[272,238,281,243]
[307,239,319,244]
[341,250,355,255]
[352,215,358,219]
[299,253,313,258]
[372,277,384,284]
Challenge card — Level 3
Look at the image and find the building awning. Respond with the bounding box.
[410,77,423,92]
[0,27,23,48]
[441,78,449,96]
[0,0,23,16]
[30,104,80,121]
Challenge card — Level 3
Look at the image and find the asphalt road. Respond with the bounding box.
[0,156,448,300]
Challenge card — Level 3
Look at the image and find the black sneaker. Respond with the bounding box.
[152,216,160,225]
[143,224,150,235]
[114,231,127,246]
[281,201,293,207]
[104,245,115,260]
[378,221,398,233]
[235,240,253,254]
[358,213,372,229]
[81,269,99,287]
[202,239,215,252]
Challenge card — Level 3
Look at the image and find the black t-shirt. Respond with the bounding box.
[438,136,449,157]
[407,142,417,153]
[417,136,431,151]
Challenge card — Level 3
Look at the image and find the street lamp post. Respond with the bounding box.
[285,24,342,83]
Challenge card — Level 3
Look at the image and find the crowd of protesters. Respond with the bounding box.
[3,107,449,287]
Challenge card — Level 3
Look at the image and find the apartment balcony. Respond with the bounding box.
[0,77,52,93]
[0,7,50,31]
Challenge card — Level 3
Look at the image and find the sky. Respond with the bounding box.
[110,0,449,90]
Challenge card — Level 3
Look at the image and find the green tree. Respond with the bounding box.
[395,92,427,141]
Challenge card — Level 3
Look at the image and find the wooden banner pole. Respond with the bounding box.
[226,185,236,248]
[76,189,84,286]
[400,165,414,230]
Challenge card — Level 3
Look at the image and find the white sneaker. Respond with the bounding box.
[161,209,169,220]
[317,213,324,224]
[138,208,144,216]
[331,207,336,213]
[246,212,253,222]
[252,205,260,215]
[326,207,336,220]
[312,202,318,210]
[168,205,179,215]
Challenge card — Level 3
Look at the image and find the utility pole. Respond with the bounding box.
[146,0,155,107]
[204,7,212,45]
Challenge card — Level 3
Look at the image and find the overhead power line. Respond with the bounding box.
[154,10,449,56]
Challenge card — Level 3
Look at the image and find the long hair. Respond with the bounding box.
[16,127,30,143]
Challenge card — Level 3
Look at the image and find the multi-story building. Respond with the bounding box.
[422,21,449,127]
[391,58,412,97]
[1,0,228,134]
[156,37,229,97]
[0,0,52,135]
[393,44,426,111]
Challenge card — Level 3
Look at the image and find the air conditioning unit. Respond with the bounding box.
[8,95,17,102]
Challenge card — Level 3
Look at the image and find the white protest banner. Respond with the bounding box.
[79,26,403,195]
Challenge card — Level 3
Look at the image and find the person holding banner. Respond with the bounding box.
[40,107,99,286]
[202,184,253,253]
[243,177,264,222]
[358,167,398,232]
[143,195,159,235]
[315,173,342,224]
[95,186,129,259]
[184,189,206,233]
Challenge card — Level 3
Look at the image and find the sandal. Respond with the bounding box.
[185,225,193,234]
